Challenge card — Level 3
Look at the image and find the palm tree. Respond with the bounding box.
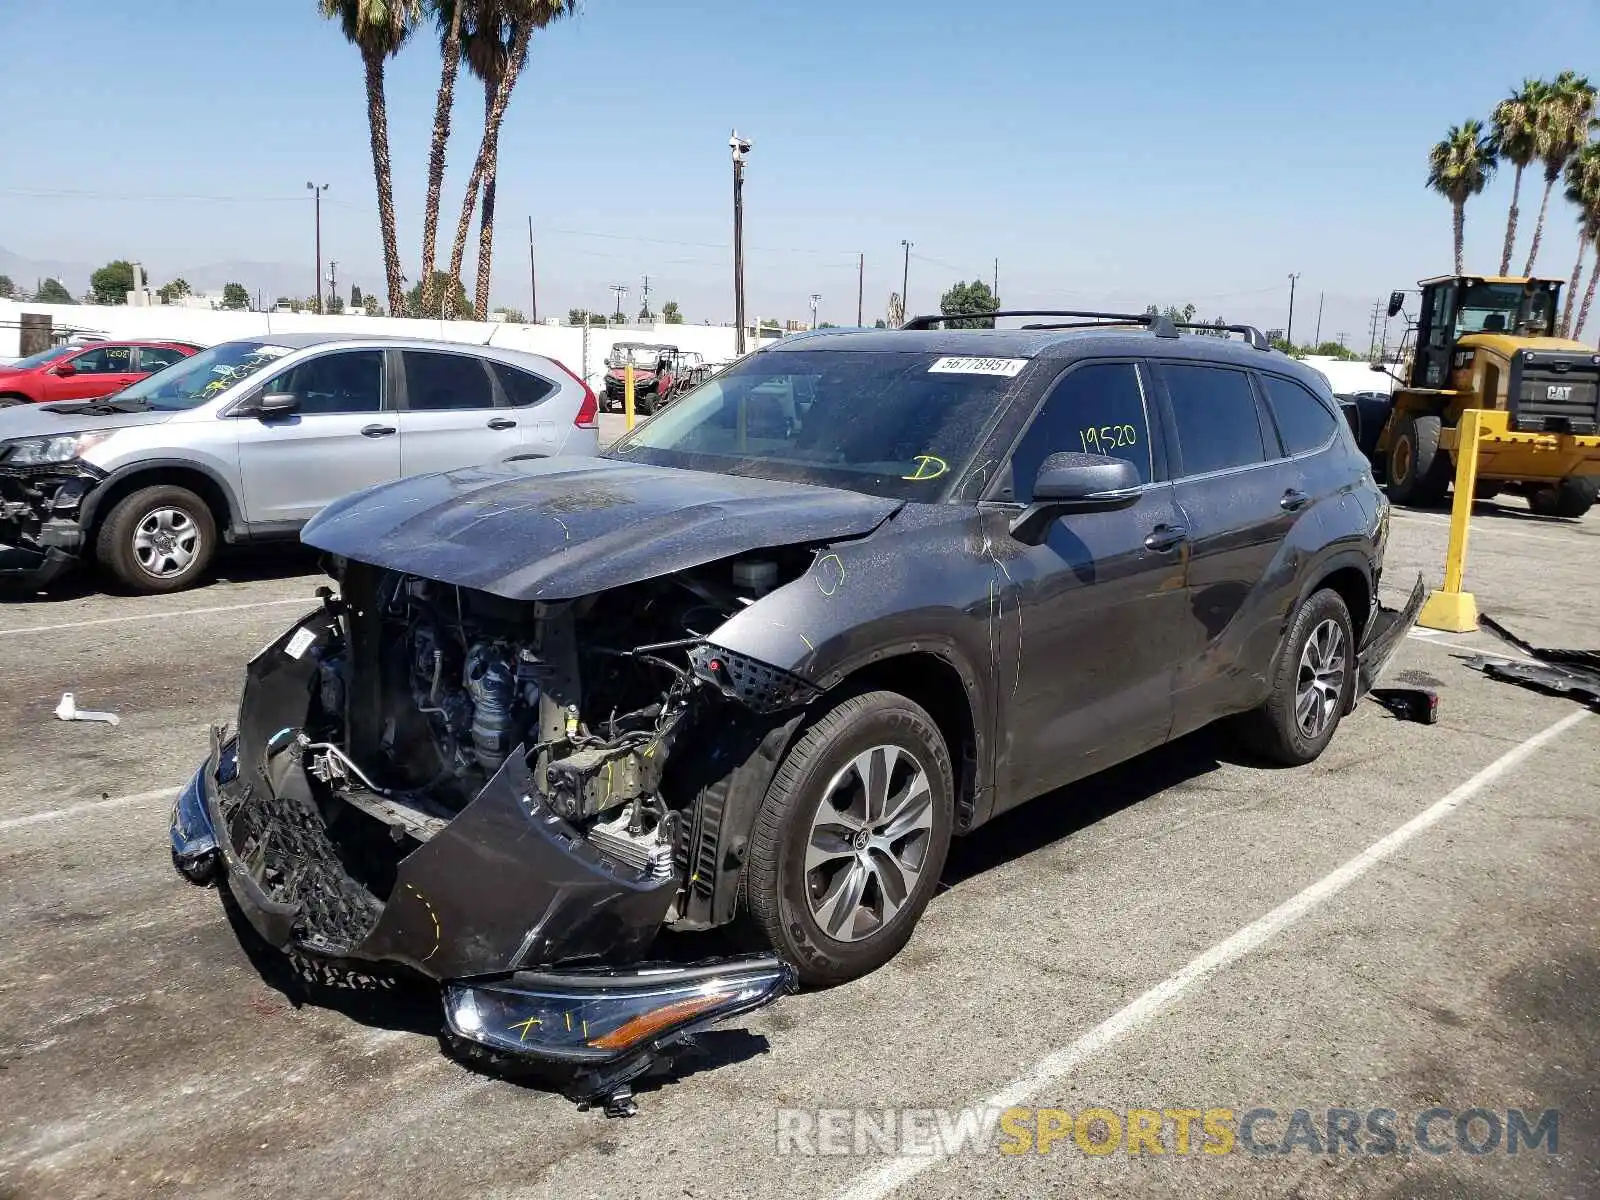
[1427,120,1497,274]
[320,0,421,316]
[1523,70,1598,276]
[445,0,576,317]
[1559,142,1600,334]
[1491,80,1545,274]
[419,0,466,315]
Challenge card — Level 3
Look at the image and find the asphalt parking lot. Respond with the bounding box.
[1,492,1596,1200]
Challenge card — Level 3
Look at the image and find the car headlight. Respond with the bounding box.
[0,430,116,466]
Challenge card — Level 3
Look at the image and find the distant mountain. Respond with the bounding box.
[0,247,96,293]
[0,247,377,306]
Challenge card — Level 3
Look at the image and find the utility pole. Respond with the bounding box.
[1313,290,1324,347]
[730,131,751,355]
[809,293,822,330]
[528,215,538,323]
[609,283,627,320]
[327,260,338,314]
[1337,332,1348,349]
[900,240,913,323]
[856,252,864,327]
[306,182,329,314]
[1367,300,1382,359]
[641,273,651,321]
[1286,272,1301,347]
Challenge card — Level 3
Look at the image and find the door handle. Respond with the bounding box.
[1145,524,1189,552]
[1280,489,1311,512]
[360,423,397,438]
[487,417,518,430]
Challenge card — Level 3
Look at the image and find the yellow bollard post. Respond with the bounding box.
[624,362,636,431]
[1417,407,1483,632]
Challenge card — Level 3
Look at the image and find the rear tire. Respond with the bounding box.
[1528,476,1597,519]
[1234,589,1355,766]
[744,690,954,987]
[0,393,28,407]
[95,484,217,594]
[1385,413,1452,507]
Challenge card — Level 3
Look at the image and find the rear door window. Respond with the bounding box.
[1159,363,1268,477]
[402,350,498,411]
[137,346,189,373]
[1005,362,1154,499]
[1259,374,1339,456]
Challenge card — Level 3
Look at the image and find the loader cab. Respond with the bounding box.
[1408,276,1562,389]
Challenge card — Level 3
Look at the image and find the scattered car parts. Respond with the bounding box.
[1468,615,1600,709]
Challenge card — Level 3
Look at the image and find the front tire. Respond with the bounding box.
[95,484,217,594]
[1528,476,1597,519]
[1385,413,1452,507]
[1235,588,1355,766]
[744,690,954,987]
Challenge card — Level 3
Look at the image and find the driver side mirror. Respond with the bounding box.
[1387,291,1406,319]
[255,391,300,417]
[53,361,77,377]
[1010,452,1142,542]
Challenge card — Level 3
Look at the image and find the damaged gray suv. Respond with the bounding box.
[170,311,1423,1107]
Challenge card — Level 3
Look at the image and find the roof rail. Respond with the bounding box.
[900,309,1270,351]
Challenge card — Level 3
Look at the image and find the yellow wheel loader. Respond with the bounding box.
[1378,275,1600,517]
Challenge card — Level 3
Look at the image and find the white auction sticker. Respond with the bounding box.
[927,356,1028,377]
[284,627,318,660]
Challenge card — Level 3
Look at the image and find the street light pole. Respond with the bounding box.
[809,293,822,330]
[306,182,328,315]
[900,240,913,323]
[1286,272,1301,348]
[731,131,751,355]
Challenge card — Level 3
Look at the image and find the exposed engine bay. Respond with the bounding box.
[290,549,811,928]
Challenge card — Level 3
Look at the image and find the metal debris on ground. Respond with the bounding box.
[1466,616,1600,710]
[53,692,121,726]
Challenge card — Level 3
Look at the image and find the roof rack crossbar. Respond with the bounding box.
[901,309,1270,350]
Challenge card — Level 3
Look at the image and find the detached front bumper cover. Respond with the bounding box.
[1355,573,1426,698]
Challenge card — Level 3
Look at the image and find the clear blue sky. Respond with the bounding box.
[3,0,1598,342]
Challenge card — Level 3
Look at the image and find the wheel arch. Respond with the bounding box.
[80,460,240,538]
[1303,555,1374,645]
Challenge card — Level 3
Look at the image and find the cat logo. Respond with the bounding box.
[1547,384,1574,401]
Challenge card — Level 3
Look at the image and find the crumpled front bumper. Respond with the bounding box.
[170,609,794,1095]
[0,463,99,588]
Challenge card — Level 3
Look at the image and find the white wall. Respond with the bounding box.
[1299,355,1398,395]
[0,299,744,390]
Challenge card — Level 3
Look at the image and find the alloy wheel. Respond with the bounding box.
[1295,618,1347,740]
[803,744,934,942]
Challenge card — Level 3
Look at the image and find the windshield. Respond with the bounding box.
[1457,282,1557,336]
[607,344,671,369]
[605,349,1028,499]
[114,340,294,410]
[6,345,75,370]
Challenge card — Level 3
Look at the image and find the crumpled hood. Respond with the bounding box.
[302,456,903,600]
[0,403,173,440]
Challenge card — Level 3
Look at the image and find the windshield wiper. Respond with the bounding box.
[88,397,153,413]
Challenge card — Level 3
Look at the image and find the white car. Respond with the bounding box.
[0,332,600,593]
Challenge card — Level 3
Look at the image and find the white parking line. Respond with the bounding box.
[0,597,312,638]
[1389,510,1586,544]
[0,787,179,834]
[1405,628,1539,663]
[835,708,1590,1200]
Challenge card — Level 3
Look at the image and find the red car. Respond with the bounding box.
[0,341,200,407]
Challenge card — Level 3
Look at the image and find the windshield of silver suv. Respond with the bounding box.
[605,349,1027,499]
[113,341,295,410]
